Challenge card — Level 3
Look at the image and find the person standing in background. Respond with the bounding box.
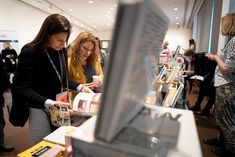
[11,14,82,144]
[183,38,196,52]
[95,37,108,74]
[188,38,196,51]
[67,32,103,93]
[161,41,170,54]
[0,55,14,152]
[1,42,18,75]
[205,13,235,157]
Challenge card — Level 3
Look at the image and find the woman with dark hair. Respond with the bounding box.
[183,49,196,94]
[205,13,235,156]
[189,38,196,51]
[183,38,196,52]
[12,14,80,143]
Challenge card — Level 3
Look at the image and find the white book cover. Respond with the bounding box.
[43,126,77,145]
[190,75,204,81]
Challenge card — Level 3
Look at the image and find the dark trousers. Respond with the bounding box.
[0,106,5,145]
[195,81,215,111]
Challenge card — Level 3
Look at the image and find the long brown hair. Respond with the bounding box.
[28,14,71,52]
[68,32,99,68]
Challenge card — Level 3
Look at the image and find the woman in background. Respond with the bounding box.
[1,42,18,74]
[188,38,196,51]
[206,13,235,157]
[95,37,108,74]
[68,32,103,93]
[183,49,196,94]
[183,38,196,52]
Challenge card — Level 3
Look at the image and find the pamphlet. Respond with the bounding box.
[49,104,71,127]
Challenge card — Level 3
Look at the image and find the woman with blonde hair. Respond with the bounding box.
[1,42,18,74]
[68,32,103,93]
[205,13,235,156]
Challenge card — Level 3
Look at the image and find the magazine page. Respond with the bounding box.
[72,92,101,116]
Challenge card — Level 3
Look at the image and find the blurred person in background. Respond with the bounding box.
[0,55,14,152]
[1,42,18,75]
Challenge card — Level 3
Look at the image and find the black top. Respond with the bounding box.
[0,55,10,106]
[1,48,18,73]
[13,45,79,109]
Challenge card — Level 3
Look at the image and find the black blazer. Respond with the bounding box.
[13,45,78,109]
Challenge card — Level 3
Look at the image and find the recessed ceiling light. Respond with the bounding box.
[110,8,113,10]
[89,0,93,4]
[176,17,179,19]
[89,15,93,18]
[174,8,178,11]
[176,22,180,25]
[48,4,52,9]
[69,8,73,12]
[114,4,118,7]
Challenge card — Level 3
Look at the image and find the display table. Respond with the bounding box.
[70,106,202,157]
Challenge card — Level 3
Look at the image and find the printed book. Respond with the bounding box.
[72,92,101,116]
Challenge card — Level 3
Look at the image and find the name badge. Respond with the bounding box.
[56,91,68,102]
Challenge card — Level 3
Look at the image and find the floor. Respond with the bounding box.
[1,83,218,157]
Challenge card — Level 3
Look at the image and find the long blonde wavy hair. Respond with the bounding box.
[68,32,99,68]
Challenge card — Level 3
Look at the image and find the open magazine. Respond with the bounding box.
[72,92,101,116]
[49,92,101,127]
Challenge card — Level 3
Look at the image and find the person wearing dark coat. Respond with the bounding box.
[0,55,14,152]
[1,42,18,74]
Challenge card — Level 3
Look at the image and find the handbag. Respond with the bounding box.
[9,80,29,127]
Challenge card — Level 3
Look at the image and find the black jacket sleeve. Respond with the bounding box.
[14,46,47,108]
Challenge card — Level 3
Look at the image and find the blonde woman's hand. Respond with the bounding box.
[81,85,94,93]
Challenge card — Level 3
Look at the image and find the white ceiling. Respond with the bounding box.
[19,0,195,31]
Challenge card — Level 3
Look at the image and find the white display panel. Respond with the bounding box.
[95,0,169,142]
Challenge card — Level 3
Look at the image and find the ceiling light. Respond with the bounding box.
[114,4,118,7]
[174,8,178,11]
[176,17,179,19]
[176,22,180,25]
[110,8,113,11]
[32,0,42,3]
[89,15,93,18]
[89,1,93,4]
[48,3,52,9]
[69,9,73,12]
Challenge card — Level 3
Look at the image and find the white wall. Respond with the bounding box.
[217,0,230,54]
[93,30,113,40]
[0,0,81,54]
[164,27,192,54]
